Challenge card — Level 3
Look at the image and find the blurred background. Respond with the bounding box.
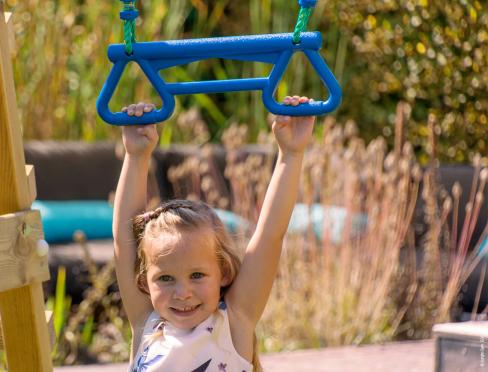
[9,0,488,163]
[2,0,488,368]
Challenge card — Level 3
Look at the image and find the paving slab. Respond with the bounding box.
[54,339,434,371]
[261,339,434,372]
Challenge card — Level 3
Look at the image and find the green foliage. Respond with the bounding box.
[44,247,129,365]
[80,314,94,347]
[6,0,488,160]
[322,0,488,162]
[53,266,69,341]
[0,350,6,371]
[45,266,72,361]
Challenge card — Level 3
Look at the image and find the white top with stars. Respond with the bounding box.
[130,302,253,372]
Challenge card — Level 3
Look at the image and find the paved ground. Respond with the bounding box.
[55,339,434,372]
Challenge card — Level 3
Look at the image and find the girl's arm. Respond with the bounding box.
[113,103,158,329]
[226,96,315,325]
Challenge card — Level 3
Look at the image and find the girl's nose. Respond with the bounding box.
[173,281,192,300]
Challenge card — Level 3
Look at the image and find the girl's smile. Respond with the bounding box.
[170,304,201,317]
[144,227,229,330]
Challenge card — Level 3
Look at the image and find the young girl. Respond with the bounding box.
[114,97,315,371]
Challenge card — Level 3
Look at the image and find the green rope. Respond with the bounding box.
[292,7,313,44]
[123,1,137,55]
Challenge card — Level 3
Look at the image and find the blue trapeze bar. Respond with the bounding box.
[97,32,342,125]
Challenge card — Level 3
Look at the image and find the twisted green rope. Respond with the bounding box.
[123,1,137,54]
[293,7,313,44]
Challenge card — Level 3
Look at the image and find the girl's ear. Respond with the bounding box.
[137,274,151,295]
[220,275,232,287]
[220,265,232,287]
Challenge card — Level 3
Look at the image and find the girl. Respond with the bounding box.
[114,97,316,371]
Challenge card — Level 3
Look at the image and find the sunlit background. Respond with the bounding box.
[2,0,488,367]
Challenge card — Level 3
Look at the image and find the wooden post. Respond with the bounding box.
[5,11,15,58]
[0,4,53,372]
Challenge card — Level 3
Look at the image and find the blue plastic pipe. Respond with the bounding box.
[97,32,342,125]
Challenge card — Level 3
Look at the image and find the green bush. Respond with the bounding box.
[323,0,488,163]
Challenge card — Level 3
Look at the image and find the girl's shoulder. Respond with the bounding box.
[131,310,162,360]
[224,298,256,364]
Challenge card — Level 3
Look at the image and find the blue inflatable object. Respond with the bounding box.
[33,200,367,245]
[289,203,368,244]
[97,32,342,125]
[32,200,249,243]
[215,209,249,234]
[33,200,114,243]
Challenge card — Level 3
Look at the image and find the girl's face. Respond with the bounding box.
[144,227,229,330]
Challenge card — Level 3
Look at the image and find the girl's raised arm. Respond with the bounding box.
[113,104,158,330]
[226,96,315,326]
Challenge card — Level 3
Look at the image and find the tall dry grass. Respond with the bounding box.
[166,104,487,351]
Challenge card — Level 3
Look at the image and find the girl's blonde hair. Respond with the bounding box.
[132,199,262,371]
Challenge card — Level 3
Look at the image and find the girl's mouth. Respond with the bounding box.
[170,304,201,316]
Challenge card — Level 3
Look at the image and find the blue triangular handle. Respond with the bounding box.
[97,60,175,125]
[262,49,342,116]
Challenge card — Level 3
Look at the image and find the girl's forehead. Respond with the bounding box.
[145,227,217,264]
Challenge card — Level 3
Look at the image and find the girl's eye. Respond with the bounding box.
[159,275,173,282]
[191,272,205,279]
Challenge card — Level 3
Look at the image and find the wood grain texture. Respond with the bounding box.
[0,9,30,214]
[0,210,49,293]
[0,284,52,371]
[5,12,15,57]
[0,311,55,352]
[0,7,53,371]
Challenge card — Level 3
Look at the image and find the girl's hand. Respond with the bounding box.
[272,96,316,156]
[121,102,159,157]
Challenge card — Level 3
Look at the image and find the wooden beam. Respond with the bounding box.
[45,311,55,349]
[0,210,49,293]
[0,311,55,352]
[26,164,38,205]
[0,10,31,213]
[5,12,15,57]
[0,284,53,371]
[0,6,53,371]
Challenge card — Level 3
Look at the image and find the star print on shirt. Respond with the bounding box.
[132,345,165,372]
[191,359,212,372]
